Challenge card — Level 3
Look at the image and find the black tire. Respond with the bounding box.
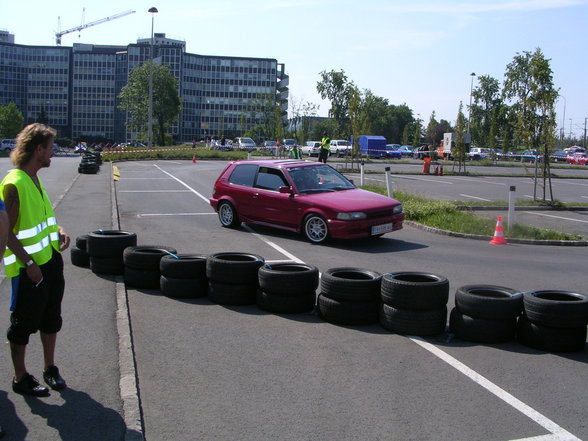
[217,201,241,228]
[256,290,316,314]
[124,267,161,290]
[160,276,208,299]
[160,254,208,279]
[381,272,449,310]
[455,285,523,320]
[90,255,124,275]
[123,245,178,271]
[380,304,447,336]
[70,246,90,267]
[258,263,319,296]
[75,234,89,251]
[321,267,382,303]
[516,314,587,353]
[523,290,588,328]
[303,214,328,244]
[316,294,379,326]
[206,252,265,285]
[87,230,137,258]
[449,307,516,343]
[207,281,257,305]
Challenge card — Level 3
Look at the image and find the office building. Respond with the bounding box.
[0,31,289,142]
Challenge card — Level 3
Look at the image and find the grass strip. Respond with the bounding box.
[361,185,583,241]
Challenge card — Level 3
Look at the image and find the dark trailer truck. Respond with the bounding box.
[359,135,387,158]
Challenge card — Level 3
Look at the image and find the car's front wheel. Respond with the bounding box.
[218,201,240,228]
[303,214,328,243]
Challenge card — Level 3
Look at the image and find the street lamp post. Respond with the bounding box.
[148,7,158,148]
[467,72,476,134]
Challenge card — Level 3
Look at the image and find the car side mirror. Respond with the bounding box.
[278,186,293,194]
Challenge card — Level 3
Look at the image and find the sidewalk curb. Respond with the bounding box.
[404,221,588,246]
[110,163,145,441]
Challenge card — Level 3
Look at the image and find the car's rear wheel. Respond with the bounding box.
[218,201,240,228]
[303,214,328,243]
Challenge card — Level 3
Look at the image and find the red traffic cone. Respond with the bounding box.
[192,155,197,163]
[434,166,438,176]
[439,165,444,176]
[489,216,507,245]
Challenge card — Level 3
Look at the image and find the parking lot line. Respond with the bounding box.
[136,212,216,217]
[459,194,492,201]
[410,338,582,441]
[522,211,588,224]
[119,190,192,193]
[154,164,210,203]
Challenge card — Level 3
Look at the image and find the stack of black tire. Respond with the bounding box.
[123,245,177,289]
[86,230,137,275]
[257,263,319,314]
[517,290,588,352]
[379,272,448,336]
[70,234,90,268]
[159,254,208,299]
[317,267,382,326]
[206,252,265,305]
[78,151,102,174]
[449,285,522,343]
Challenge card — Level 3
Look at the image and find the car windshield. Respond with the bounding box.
[287,165,355,194]
[241,138,255,144]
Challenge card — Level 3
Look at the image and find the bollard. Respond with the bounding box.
[360,160,365,186]
[507,185,516,230]
[385,166,392,198]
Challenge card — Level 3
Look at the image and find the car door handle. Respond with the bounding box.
[253,193,260,199]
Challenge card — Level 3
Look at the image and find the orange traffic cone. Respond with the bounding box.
[192,155,197,163]
[489,216,507,245]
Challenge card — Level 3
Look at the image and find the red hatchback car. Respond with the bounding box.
[210,160,404,243]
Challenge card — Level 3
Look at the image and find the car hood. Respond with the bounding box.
[298,188,400,211]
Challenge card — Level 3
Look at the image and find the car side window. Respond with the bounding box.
[228,164,258,187]
[254,167,288,191]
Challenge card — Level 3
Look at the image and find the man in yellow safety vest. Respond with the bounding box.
[1,123,70,398]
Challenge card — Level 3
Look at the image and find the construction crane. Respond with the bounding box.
[55,10,136,45]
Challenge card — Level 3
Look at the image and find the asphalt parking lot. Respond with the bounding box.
[1,157,586,441]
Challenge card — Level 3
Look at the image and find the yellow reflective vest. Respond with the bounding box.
[1,169,61,278]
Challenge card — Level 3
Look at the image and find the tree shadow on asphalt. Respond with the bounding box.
[22,387,133,441]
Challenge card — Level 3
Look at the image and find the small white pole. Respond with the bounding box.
[360,160,365,186]
[385,166,392,197]
[507,185,516,229]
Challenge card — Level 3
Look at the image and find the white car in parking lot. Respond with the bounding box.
[1,139,16,152]
[301,141,321,156]
[235,137,257,151]
[330,139,352,157]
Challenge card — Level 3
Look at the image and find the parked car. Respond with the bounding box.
[412,145,435,160]
[384,144,402,160]
[567,152,588,165]
[330,139,352,157]
[565,145,585,153]
[235,137,257,151]
[398,145,413,156]
[209,160,404,243]
[467,147,491,160]
[262,140,277,151]
[520,149,543,163]
[551,150,568,163]
[1,139,16,152]
[301,141,321,156]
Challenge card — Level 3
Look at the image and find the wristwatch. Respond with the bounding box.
[25,259,34,267]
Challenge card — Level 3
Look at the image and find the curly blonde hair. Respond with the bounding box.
[12,123,56,167]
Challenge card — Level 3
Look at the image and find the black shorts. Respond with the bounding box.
[7,251,65,345]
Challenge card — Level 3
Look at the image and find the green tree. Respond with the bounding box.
[37,107,49,125]
[503,48,558,202]
[118,61,181,146]
[0,102,24,138]
[316,69,355,136]
[425,111,438,155]
[402,125,410,146]
[412,118,422,149]
[470,75,502,148]
[453,102,468,174]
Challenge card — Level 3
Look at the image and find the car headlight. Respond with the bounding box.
[393,204,403,214]
[336,212,367,220]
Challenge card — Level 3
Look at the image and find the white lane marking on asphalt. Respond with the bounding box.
[391,175,454,184]
[510,434,569,441]
[410,337,582,441]
[118,177,173,180]
[552,180,588,187]
[524,195,534,198]
[137,213,216,217]
[582,196,588,199]
[243,224,304,263]
[459,194,492,201]
[449,176,506,185]
[153,164,210,203]
[119,190,192,193]
[522,211,588,224]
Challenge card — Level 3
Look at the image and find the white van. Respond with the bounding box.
[235,137,257,151]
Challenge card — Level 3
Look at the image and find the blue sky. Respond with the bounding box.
[2,0,587,138]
